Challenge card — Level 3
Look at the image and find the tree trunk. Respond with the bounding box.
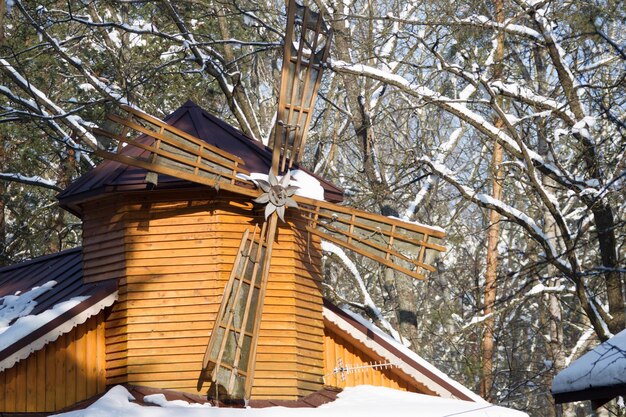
[480,0,505,401]
[0,134,6,265]
[535,10,624,337]
[48,147,76,253]
[481,125,503,401]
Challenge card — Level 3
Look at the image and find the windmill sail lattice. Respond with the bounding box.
[198,224,272,399]
[271,0,333,172]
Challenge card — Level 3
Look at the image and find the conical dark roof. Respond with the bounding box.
[58,100,343,216]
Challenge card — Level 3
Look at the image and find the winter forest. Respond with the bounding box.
[0,0,624,415]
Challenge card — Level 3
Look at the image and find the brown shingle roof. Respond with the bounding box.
[58,100,343,216]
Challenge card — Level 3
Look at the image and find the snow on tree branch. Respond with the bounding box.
[321,240,405,344]
[0,173,62,191]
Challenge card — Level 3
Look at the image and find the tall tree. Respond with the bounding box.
[480,0,505,401]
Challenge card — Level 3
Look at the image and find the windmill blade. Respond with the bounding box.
[197,215,279,400]
[92,105,259,198]
[294,196,446,280]
[271,0,333,172]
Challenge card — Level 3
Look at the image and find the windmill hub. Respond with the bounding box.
[269,184,289,207]
[253,170,299,221]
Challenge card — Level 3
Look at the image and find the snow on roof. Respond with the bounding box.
[552,328,626,397]
[52,385,527,417]
[240,168,326,201]
[0,290,117,372]
[322,302,486,403]
[0,280,57,332]
[0,248,118,372]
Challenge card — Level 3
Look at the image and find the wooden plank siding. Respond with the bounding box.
[82,197,126,284]
[322,323,431,394]
[93,190,325,400]
[0,313,106,413]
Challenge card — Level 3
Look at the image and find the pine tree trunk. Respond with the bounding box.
[0,135,6,265]
[480,0,505,401]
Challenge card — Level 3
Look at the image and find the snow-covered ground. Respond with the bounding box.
[52,385,528,417]
[553,328,626,394]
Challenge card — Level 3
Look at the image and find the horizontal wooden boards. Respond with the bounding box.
[95,191,326,399]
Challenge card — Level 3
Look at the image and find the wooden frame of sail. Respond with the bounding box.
[271,0,333,172]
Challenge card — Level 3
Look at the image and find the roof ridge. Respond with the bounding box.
[0,247,82,274]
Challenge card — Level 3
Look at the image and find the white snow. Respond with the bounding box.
[78,83,95,92]
[526,283,566,296]
[5,0,15,13]
[0,280,56,333]
[0,173,58,189]
[388,216,445,234]
[143,394,211,408]
[0,291,118,372]
[321,241,403,343]
[290,169,325,200]
[52,385,527,417]
[0,296,89,351]
[460,15,542,40]
[552,328,626,394]
[241,170,326,201]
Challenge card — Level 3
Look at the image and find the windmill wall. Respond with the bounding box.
[81,188,325,399]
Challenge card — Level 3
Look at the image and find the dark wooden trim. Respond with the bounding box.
[553,384,626,405]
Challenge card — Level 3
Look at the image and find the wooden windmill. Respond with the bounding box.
[85,0,445,402]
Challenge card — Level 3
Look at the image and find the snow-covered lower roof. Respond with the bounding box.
[552,328,626,404]
[0,248,117,372]
[322,301,486,403]
[53,385,528,417]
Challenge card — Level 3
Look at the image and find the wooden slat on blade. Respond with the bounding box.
[271,0,332,171]
[308,226,426,280]
[295,195,446,239]
[120,105,246,166]
[105,114,249,176]
[94,149,259,199]
[296,195,446,279]
[198,224,265,398]
[93,128,244,184]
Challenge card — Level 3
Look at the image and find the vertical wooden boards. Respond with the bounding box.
[0,314,106,412]
[323,324,428,394]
